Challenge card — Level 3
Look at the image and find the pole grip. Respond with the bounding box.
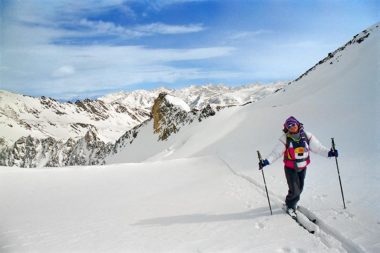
[331,138,336,151]
[257,150,263,169]
[257,150,262,160]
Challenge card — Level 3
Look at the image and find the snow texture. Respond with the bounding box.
[165,94,191,112]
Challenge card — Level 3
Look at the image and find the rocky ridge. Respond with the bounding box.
[292,26,375,83]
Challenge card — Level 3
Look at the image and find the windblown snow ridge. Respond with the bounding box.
[292,23,377,84]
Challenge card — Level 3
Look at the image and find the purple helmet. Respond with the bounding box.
[284,116,300,130]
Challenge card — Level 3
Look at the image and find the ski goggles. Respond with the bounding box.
[286,122,298,129]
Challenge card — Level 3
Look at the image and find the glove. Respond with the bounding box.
[259,159,269,170]
[328,149,339,157]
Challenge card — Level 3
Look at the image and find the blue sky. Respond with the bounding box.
[1,0,378,100]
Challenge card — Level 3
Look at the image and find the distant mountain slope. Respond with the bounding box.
[0,91,150,146]
[0,83,284,146]
[100,83,285,111]
[0,92,216,167]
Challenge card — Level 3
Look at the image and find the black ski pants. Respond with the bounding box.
[284,166,307,209]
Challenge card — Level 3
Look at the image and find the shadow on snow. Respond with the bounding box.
[132,207,282,226]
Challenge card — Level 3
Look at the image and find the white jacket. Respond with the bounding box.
[266,131,330,165]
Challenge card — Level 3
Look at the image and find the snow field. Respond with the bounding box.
[0,156,339,252]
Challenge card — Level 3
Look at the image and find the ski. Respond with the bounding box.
[297,205,317,223]
[282,205,318,234]
[295,211,318,234]
[289,214,315,234]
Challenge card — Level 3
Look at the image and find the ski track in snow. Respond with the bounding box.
[218,156,366,253]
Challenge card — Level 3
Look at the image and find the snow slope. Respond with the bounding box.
[165,94,191,112]
[0,23,379,252]
[107,22,380,251]
[0,157,350,252]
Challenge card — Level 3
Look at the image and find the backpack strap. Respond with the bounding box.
[300,131,310,146]
[298,124,309,146]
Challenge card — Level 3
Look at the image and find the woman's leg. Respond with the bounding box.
[284,167,306,209]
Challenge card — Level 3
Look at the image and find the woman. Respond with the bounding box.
[259,116,338,218]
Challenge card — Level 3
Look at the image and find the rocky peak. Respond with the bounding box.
[75,99,110,121]
[151,92,216,141]
[152,93,192,141]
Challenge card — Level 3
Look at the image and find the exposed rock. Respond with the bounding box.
[0,129,113,167]
[152,93,192,141]
[152,93,216,141]
[113,119,150,153]
[198,104,216,122]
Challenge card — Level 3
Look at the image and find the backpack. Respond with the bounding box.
[283,127,311,170]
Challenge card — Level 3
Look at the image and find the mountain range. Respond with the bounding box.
[0,83,284,167]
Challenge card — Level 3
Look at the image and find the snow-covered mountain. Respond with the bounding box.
[0,83,283,167]
[0,23,378,252]
[0,83,284,146]
[108,93,216,163]
[0,92,217,167]
[0,91,150,146]
[0,91,151,167]
[100,83,285,110]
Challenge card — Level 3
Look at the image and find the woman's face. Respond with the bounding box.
[288,124,299,134]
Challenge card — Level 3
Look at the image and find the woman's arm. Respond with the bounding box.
[307,132,330,157]
[266,135,286,164]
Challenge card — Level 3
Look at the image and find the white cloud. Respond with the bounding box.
[135,22,205,34]
[143,0,210,11]
[52,65,76,77]
[78,19,145,37]
[79,19,205,37]
[228,30,272,41]
[1,40,236,98]
[0,0,229,99]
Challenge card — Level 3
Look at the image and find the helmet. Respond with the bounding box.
[283,116,301,133]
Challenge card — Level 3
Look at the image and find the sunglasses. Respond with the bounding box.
[286,123,298,129]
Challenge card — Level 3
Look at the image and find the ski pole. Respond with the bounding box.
[257,150,273,215]
[331,138,346,209]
